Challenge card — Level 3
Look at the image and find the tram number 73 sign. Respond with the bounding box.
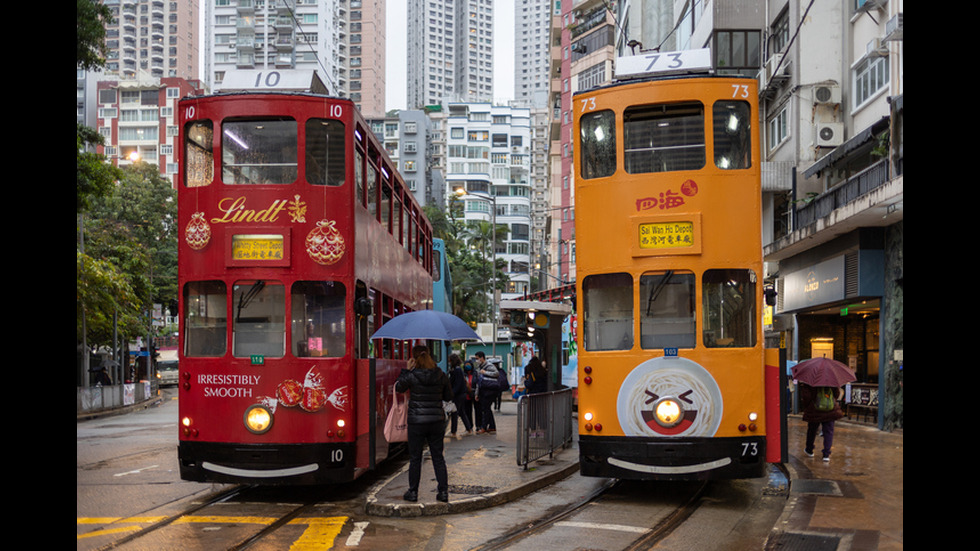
[615,48,712,79]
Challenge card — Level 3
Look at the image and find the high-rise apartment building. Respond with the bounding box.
[100,0,201,81]
[445,103,533,300]
[514,0,555,109]
[406,0,495,109]
[368,110,444,207]
[204,0,386,118]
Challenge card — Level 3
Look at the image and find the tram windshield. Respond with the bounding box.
[222,118,298,185]
[232,280,286,357]
[624,102,705,174]
[291,281,346,358]
[640,270,696,349]
[702,269,756,348]
[183,281,227,357]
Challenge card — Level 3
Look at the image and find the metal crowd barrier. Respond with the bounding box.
[516,388,574,469]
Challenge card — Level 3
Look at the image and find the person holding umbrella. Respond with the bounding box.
[396,345,453,503]
[792,357,855,463]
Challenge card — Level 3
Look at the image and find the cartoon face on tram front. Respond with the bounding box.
[617,356,723,437]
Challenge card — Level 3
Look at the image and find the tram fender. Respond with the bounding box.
[764,348,786,464]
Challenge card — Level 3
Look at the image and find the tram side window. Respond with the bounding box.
[624,103,705,174]
[184,281,227,357]
[222,118,297,185]
[305,118,346,186]
[702,269,756,348]
[232,280,286,358]
[291,281,346,358]
[579,109,616,179]
[367,161,378,219]
[640,271,696,349]
[355,149,365,206]
[713,101,752,170]
[184,121,214,188]
[583,273,634,351]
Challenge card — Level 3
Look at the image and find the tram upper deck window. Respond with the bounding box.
[291,281,346,358]
[184,281,227,357]
[624,103,705,174]
[702,269,756,348]
[184,120,214,187]
[232,280,286,358]
[222,118,297,184]
[305,118,346,186]
[579,109,616,179]
[583,273,633,351]
[713,101,752,169]
[640,271,696,349]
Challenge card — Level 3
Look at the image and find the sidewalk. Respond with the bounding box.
[766,416,904,550]
[365,399,579,517]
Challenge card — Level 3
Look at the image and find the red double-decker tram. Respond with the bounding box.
[176,74,433,485]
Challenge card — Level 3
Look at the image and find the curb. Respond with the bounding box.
[364,460,581,518]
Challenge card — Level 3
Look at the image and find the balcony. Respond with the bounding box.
[765,158,902,261]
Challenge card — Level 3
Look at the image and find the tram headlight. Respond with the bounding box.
[243,404,274,434]
[653,397,684,428]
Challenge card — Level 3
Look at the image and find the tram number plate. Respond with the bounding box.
[638,222,694,249]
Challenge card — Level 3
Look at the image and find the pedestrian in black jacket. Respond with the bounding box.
[396,345,453,503]
[448,354,472,437]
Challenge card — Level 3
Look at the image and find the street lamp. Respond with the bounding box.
[454,186,497,359]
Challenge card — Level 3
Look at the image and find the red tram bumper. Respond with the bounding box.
[579,435,767,480]
[179,441,363,485]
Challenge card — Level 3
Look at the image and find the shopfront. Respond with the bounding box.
[772,229,888,425]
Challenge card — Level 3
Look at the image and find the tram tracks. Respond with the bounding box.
[90,485,248,550]
[469,478,709,551]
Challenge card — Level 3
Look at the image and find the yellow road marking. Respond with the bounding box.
[77,515,350,549]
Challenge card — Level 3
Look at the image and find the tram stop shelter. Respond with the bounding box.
[499,299,572,392]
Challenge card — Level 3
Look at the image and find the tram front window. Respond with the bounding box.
[579,109,616,179]
[624,103,705,174]
[713,101,752,169]
[184,121,214,188]
[184,281,227,357]
[306,118,346,186]
[702,269,756,348]
[222,118,297,184]
[583,273,634,351]
[640,271,696,349]
[291,281,346,358]
[232,280,286,357]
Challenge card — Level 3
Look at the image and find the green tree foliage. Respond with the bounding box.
[77,0,112,70]
[423,201,509,325]
[79,164,178,350]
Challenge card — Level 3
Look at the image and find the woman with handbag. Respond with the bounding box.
[395,345,453,503]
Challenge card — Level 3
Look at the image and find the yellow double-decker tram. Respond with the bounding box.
[574,50,781,480]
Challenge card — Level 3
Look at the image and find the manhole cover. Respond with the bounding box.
[449,484,496,495]
[768,532,840,550]
[791,479,842,496]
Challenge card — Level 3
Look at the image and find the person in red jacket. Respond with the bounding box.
[799,383,844,462]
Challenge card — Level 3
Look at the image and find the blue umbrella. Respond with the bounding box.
[370,310,482,342]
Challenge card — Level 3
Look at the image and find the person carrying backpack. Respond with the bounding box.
[799,383,844,462]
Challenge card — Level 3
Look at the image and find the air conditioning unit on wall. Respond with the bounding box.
[816,123,843,147]
[813,84,840,105]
